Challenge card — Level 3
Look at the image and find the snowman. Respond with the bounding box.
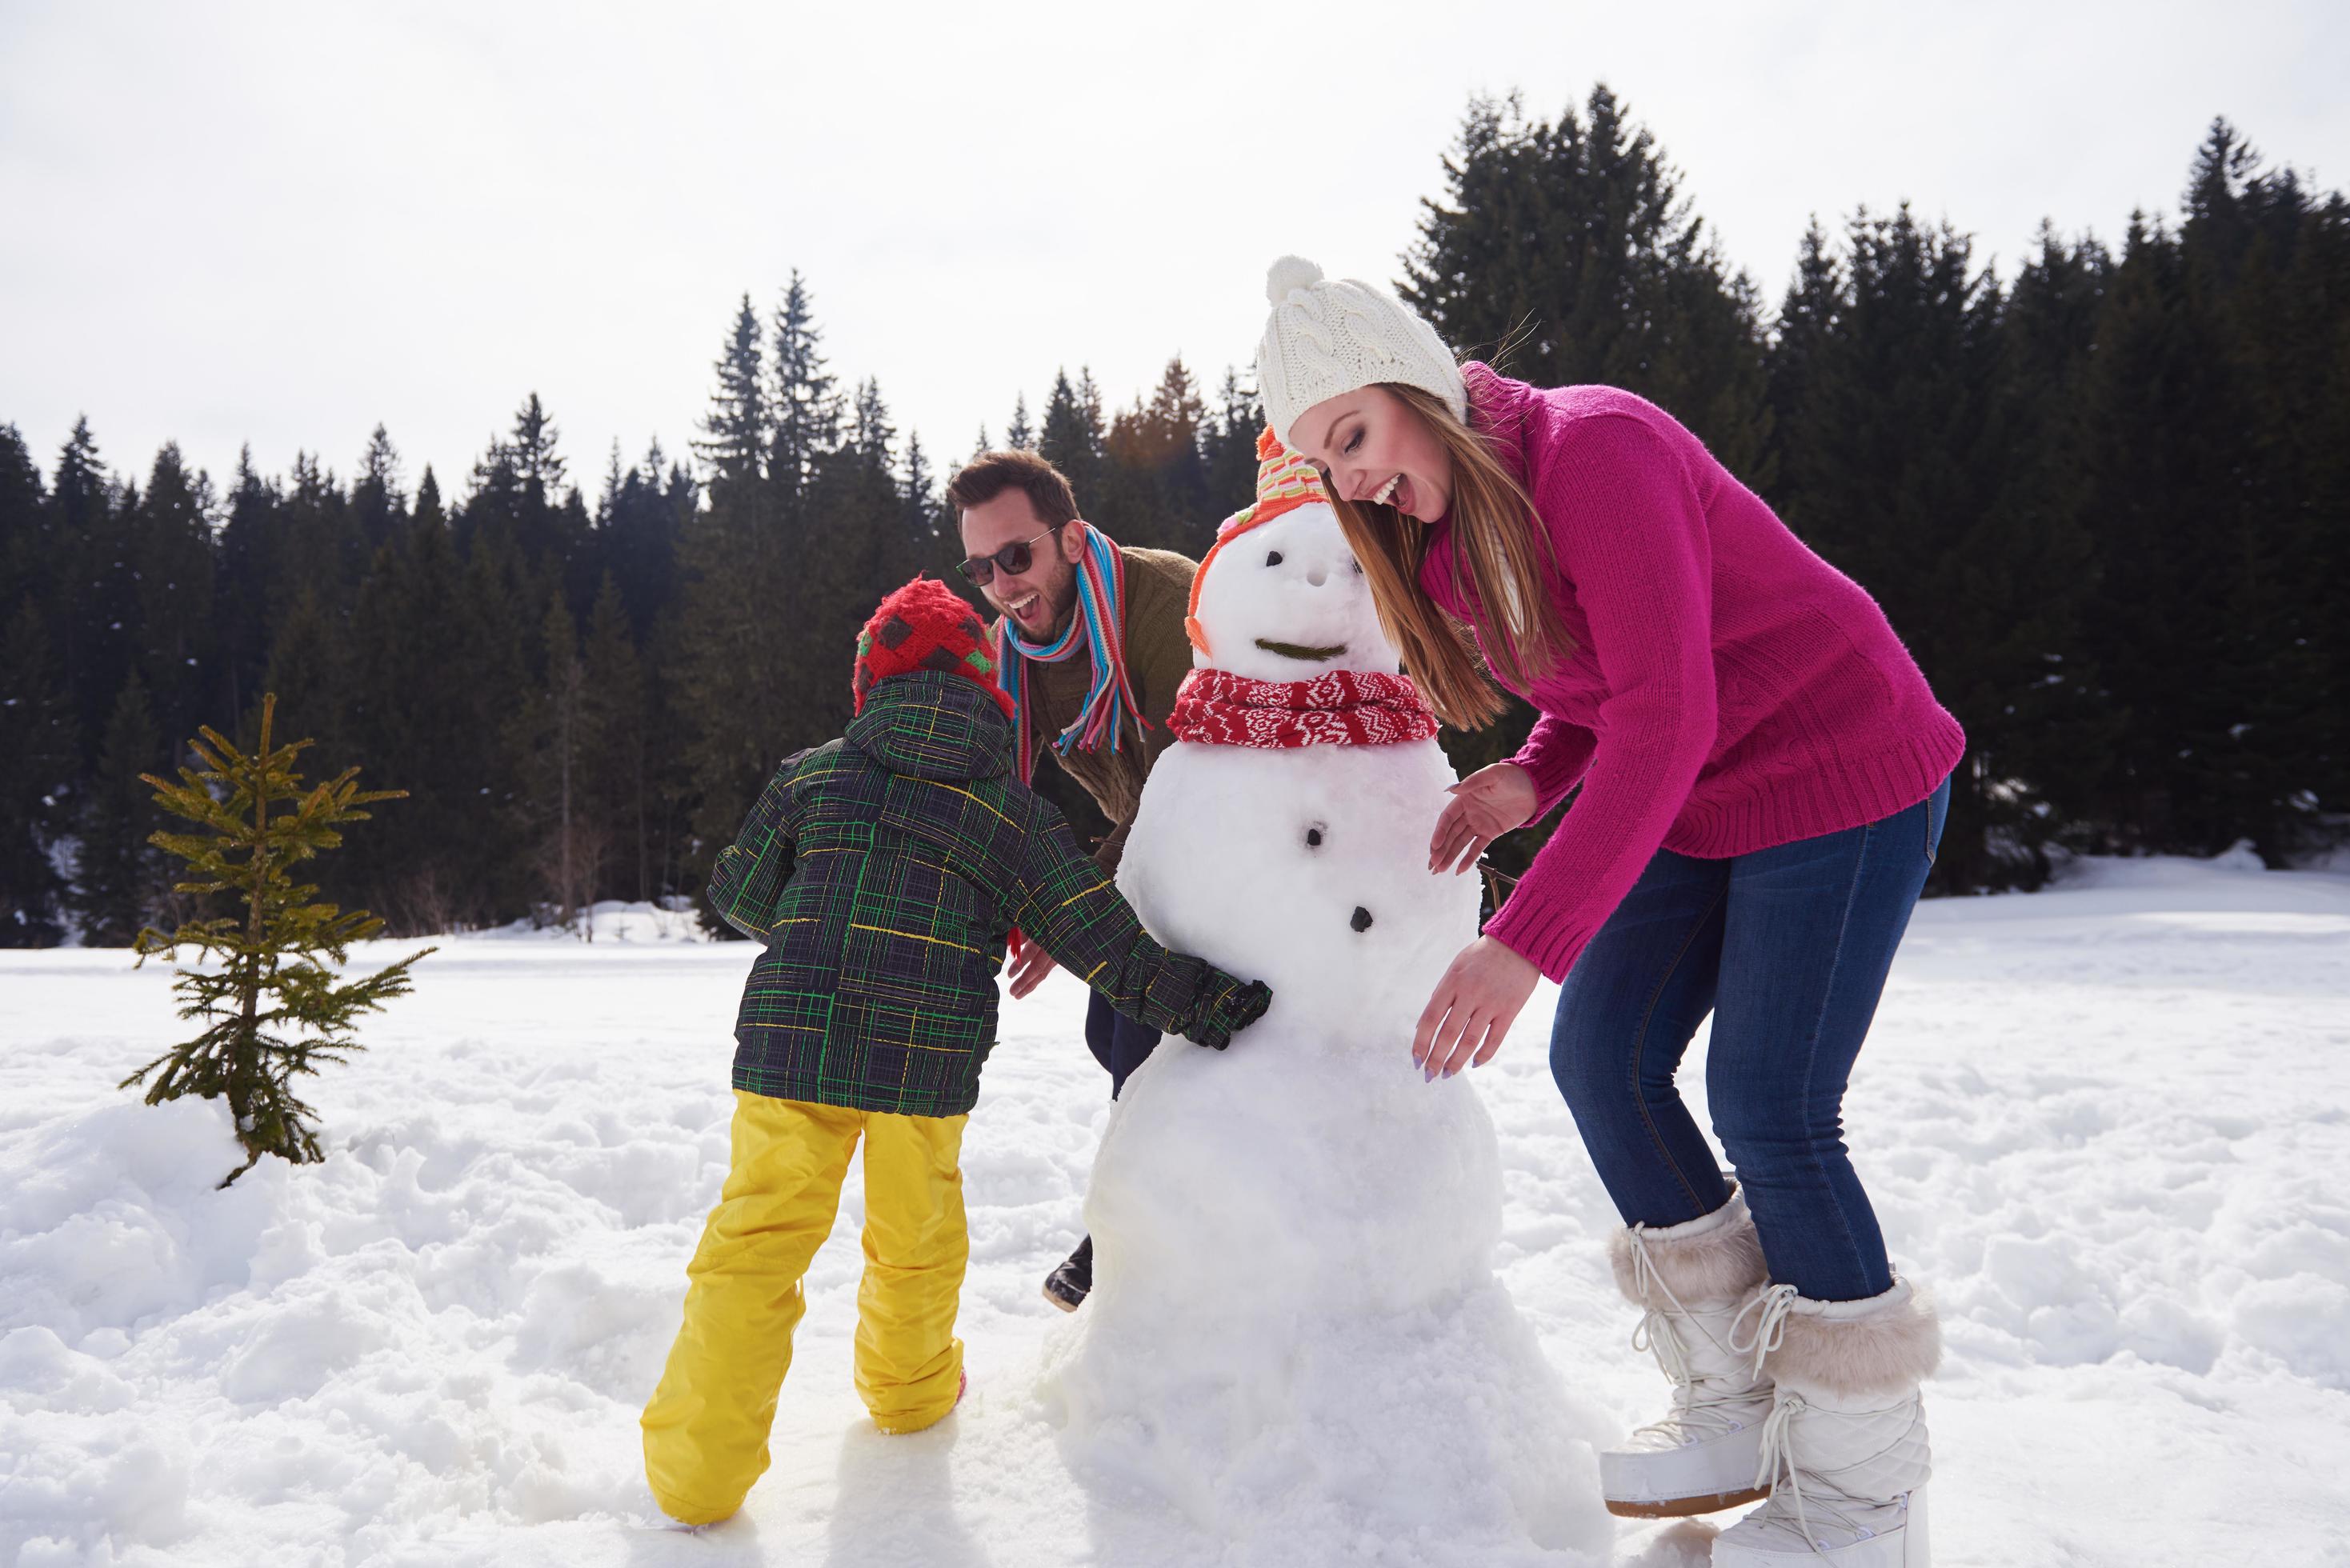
[1041,434,1612,1566]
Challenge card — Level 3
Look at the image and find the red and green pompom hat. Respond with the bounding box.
[852,574,1018,720]
[1184,426,1330,658]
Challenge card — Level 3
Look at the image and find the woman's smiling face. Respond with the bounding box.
[1287,385,1454,523]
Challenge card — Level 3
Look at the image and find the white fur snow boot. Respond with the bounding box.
[1711,1278,1940,1567]
[1599,1187,1776,1518]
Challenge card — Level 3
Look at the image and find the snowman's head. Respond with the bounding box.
[1185,501,1399,682]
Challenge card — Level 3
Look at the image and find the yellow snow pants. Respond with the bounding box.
[640,1091,969,1525]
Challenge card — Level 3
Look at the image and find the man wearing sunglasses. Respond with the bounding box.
[947,449,1199,1312]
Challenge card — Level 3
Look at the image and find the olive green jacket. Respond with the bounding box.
[1007,545,1198,873]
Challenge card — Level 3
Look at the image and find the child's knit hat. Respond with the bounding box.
[1255,255,1467,450]
[853,576,1017,720]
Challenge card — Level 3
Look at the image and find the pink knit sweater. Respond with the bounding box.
[1421,364,1966,982]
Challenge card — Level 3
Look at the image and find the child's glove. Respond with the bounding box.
[1183,974,1273,1051]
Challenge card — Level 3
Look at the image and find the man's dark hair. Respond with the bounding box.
[947,450,1079,530]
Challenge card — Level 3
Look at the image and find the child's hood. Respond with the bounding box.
[845,672,1015,783]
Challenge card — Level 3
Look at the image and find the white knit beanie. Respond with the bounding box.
[1255,256,1467,449]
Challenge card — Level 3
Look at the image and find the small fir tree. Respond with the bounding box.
[124,693,434,1186]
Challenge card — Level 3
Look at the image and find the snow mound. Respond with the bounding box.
[470,900,713,944]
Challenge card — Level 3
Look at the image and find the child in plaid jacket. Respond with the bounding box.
[641,576,1270,1526]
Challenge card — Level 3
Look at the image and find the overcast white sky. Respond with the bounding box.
[3,0,2344,507]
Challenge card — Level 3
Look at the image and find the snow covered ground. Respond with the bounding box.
[4,863,2347,1567]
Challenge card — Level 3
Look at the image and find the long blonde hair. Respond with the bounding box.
[1324,383,1574,728]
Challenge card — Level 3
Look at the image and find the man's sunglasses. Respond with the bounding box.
[956,526,1060,586]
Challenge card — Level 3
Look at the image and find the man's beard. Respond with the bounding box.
[1007,560,1081,641]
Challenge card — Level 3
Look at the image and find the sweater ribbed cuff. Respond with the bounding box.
[1483,893,1598,985]
[1506,738,1584,822]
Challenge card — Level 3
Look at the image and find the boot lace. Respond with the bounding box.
[1623,1226,1765,1443]
[1747,1382,1918,1556]
[1728,1282,1797,1380]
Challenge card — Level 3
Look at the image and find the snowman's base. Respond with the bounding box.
[1041,1273,1615,1565]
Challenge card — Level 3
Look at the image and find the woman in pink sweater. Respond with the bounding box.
[1257,258,1960,1568]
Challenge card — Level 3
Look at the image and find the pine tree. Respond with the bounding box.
[1962,224,2119,878]
[463,394,582,612]
[769,270,839,505]
[509,394,566,496]
[578,571,651,901]
[126,693,433,1186]
[0,422,50,614]
[1404,86,1772,474]
[791,378,923,745]
[2072,212,2246,854]
[852,378,896,464]
[276,450,365,613]
[52,418,141,761]
[2174,121,2344,856]
[214,446,280,726]
[0,599,76,945]
[1767,206,2019,885]
[454,528,538,914]
[900,430,941,549]
[1039,367,1106,504]
[673,290,803,902]
[1203,366,1264,510]
[258,583,346,761]
[694,295,769,485]
[340,480,530,932]
[351,424,406,551]
[603,440,687,641]
[131,442,218,750]
[74,671,166,945]
[1006,393,1035,450]
[518,590,595,933]
[1103,356,1215,553]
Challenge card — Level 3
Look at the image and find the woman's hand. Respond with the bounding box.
[1428,762,1539,876]
[1413,935,1541,1080]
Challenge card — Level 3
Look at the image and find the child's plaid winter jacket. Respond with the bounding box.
[707,670,1268,1116]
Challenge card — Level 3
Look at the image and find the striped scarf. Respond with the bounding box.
[995,521,1151,785]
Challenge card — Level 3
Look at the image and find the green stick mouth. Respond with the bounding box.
[1254,638,1348,662]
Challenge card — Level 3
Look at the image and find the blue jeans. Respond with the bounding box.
[1086,990,1161,1099]
[1549,776,1950,1302]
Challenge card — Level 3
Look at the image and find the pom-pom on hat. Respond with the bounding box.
[1255,255,1467,450]
[1183,427,1331,656]
[853,575,1017,720]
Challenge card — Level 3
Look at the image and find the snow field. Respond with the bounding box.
[3,864,2348,1566]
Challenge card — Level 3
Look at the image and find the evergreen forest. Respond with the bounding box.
[5,89,2344,942]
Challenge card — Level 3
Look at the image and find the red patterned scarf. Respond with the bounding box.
[1167,667,1438,748]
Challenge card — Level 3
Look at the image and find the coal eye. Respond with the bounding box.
[1304,824,1325,848]
[1266,550,1283,566]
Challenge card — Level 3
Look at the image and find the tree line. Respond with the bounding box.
[0,270,1257,942]
[3,87,2343,944]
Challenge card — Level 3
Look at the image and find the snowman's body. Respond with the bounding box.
[1043,496,1610,1562]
